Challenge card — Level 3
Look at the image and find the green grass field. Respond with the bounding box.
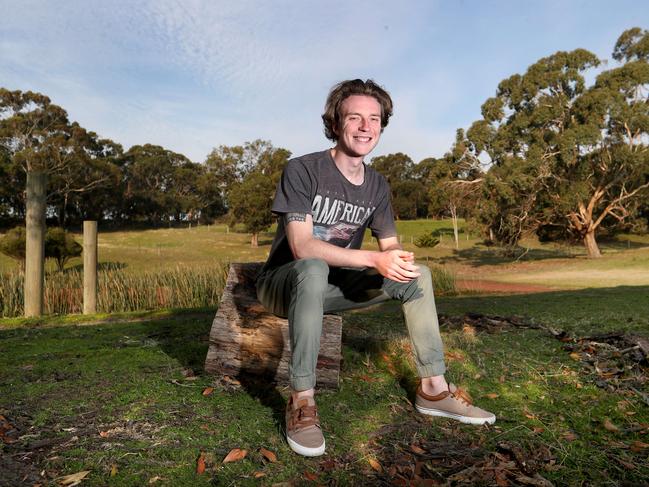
[2,219,648,288]
[1,221,648,485]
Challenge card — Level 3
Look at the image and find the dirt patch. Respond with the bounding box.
[456,279,555,294]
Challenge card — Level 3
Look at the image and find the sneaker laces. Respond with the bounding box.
[290,401,320,431]
[451,386,473,406]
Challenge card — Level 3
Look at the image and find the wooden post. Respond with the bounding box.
[83,221,98,314]
[24,172,47,317]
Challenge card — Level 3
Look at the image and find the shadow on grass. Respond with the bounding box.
[65,261,128,273]
[438,244,577,266]
[598,237,649,251]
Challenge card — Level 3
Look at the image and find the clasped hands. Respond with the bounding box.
[374,249,420,283]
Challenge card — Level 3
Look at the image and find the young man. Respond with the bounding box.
[256,79,495,457]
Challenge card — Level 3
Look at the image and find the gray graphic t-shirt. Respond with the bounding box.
[262,150,397,271]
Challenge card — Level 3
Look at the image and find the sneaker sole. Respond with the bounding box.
[286,435,326,457]
[415,404,496,425]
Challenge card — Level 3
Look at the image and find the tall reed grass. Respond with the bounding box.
[0,263,228,317]
[0,261,455,317]
[427,264,457,296]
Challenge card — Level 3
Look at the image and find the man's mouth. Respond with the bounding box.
[354,136,372,143]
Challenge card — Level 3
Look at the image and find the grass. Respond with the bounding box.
[1,289,647,485]
[1,221,648,484]
[0,264,228,317]
[1,221,648,291]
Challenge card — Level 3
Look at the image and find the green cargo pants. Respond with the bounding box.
[256,258,446,391]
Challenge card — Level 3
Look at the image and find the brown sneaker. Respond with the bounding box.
[415,383,496,425]
[285,396,325,456]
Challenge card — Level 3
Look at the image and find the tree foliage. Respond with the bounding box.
[466,28,649,257]
[0,226,81,271]
[371,153,429,219]
[45,227,82,271]
[225,141,291,246]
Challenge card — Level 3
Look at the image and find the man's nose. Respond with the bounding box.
[359,118,370,130]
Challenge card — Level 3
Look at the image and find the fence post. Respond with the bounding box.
[83,220,98,314]
[24,172,47,317]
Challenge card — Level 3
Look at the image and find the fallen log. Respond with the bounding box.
[204,262,342,389]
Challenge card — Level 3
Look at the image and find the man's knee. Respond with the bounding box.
[416,264,432,283]
[291,258,330,290]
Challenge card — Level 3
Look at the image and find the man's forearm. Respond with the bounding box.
[293,237,379,269]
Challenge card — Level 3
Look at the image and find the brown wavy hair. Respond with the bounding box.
[322,79,393,142]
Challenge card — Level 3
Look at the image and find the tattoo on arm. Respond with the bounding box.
[285,212,307,224]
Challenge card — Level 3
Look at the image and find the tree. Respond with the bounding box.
[47,127,123,226]
[419,131,484,248]
[560,28,649,256]
[45,227,82,271]
[0,145,25,225]
[0,89,72,315]
[119,144,199,224]
[370,153,427,219]
[0,226,26,266]
[467,30,649,257]
[228,171,276,247]
[224,141,291,246]
[0,226,81,271]
[204,139,284,213]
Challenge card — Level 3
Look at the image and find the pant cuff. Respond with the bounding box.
[290,374,317,391]
[417,360,446,378]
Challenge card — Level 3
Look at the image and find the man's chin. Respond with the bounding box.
[346,143,378,158]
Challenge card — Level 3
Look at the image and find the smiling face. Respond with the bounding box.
[334,95,382,158]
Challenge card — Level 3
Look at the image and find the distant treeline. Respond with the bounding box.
[1,27,648,257]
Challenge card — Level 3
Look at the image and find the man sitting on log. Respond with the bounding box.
[256,79,495,457]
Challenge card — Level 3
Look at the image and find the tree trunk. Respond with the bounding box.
[25,172,47,317]
[251,232,258,247]
[584,230,602,258]
[450,203,459,250]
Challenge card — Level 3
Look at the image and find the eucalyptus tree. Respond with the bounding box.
[0,89,73,315]
[370,152,427,219]
[204,139,283,212]
[421,130,483,247]
[47,126,123,225]
[467,48,601,250]
[468,29,649,257]
[224,140,291,246]
[119,144,199,224]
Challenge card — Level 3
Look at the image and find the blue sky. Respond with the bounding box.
[2,1,648,163]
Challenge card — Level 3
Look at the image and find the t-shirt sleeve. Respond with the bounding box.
[369,177,397,239]
[271,160,313,215]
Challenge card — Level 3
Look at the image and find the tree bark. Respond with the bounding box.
[251,233,258,247]
[584,230,602,258]
[24,172,47,317]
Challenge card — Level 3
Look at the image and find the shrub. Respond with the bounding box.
[45,227,82,271]
[0,227,26,263]
[0,226,82,271]
[414,232,440,248]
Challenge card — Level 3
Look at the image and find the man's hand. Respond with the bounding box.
[374,249,420,283]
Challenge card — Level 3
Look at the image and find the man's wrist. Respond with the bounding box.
[365,250,380,269]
